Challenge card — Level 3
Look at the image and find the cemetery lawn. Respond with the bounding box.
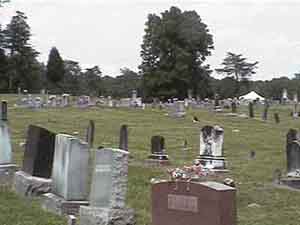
[1,94,300,225]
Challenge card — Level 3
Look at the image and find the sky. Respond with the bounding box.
[1,0,300,80]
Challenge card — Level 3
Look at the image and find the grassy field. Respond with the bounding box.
[0,94,299,225]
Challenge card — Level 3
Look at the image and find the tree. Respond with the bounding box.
[0,0,9,7]
[81,66,102,96]
[46,47,65,85]
[140,6,214,100]
[3,11,40,91]
[216,52,258,95]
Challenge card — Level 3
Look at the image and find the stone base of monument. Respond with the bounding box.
[280,177,300,189]
[0,164,18,187]
[41,193,89,216]
[145,154,170,166]
[79,206,136,225]
[196,156,229,172]
[13,171,52,198]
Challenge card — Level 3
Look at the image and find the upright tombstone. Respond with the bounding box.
[0,101,17,186]
[14,125,56,197]
[146,136,169,166]
[119,125,128,151]
[249,102,254,118]
[79,148,135,225]
[274,113,280,124]
[293,103,299,118]
[231,99,237,113]
[197,125,227,171]
[152,181,236,225]
[262,100,269,121]
[282,88,288,104]
[42,134,90,215]
[85,120,95,148]
[169,101,186,118]
[280,129,300,189]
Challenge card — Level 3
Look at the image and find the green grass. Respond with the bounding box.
[0,94,299,225]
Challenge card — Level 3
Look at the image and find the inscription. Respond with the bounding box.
[168,194,198,213]
[95,165,111,173]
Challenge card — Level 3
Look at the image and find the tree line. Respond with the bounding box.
[0,6,299,100]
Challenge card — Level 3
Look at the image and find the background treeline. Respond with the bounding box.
[1,9,300,100]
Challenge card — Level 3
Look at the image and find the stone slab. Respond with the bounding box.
[0,164,17,186]
[13,171,51,197]
[41,193,89,216]
[280,177,300,189]
[79,206,136,225]
[197,156,226,170]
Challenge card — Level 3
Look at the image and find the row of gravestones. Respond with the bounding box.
[0,100,238,225]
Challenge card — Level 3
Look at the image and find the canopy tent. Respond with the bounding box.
[239,91,265,101]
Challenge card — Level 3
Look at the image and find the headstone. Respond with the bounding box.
[85,120,95,148]
[294,93,298,103]
[169,101,186,118]
[282,88,288,103]
[197,125,226,170]
[0,101,17,186]
[79,148,135,225]
[119,125,128,151]
[151,181,236,225]
[249,102,254,118]
[231,100,237,113]
[42,134,90,215]
[262,100,269,121]
[286,129,300,176]
[293,103,298,118]
[22,125,56,178]
[149,136,168,160]
[51,134,90,200]
[274,113,280,124]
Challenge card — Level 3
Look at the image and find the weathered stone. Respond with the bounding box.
[79,206,135,225]
[68,215,77,225]
[286,129,300,174]
[13,171,51,197]
[119,125,128,151]
[249,102,254,118]
[52,134,90,201]
[90,148,129,208]
[0,164,17,187]
[0,121,13,164]
[148,136,168,161]
[274,113,280,124]
[85,120,95,148]
[42,193,88,216]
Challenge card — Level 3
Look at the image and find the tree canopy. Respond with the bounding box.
[46,47,65,85]
[140,6,214,100]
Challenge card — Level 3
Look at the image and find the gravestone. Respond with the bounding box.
[169,101,186,118]
[152,181,236,225]
[231,100,237,113]
[13,125,56,197]
[249,102,254,118]
[0,101,17,186]
[147,136,169,166]
[262,101,269,121]
[79,148,135,225]
[119,125,128,151]
[293,104,299,118]
[42,134,90,215]
[197,125,226,171]
[85,120,95,148]
[274,113,280,124]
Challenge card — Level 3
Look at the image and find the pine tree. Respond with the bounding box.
[46,47,65,85]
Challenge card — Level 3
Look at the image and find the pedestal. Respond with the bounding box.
[79,206,135,225]
[197,156,228,172]
[13,171,52,197]
[41,193,89,216]
[146,154,170,166]
[0,164,18,187]
[280,177,300,189]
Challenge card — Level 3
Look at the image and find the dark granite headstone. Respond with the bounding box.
[249,102,254,118]
[22,125,56,178]
[152,181,236,225]
[85,120,95,148]
[274,113,280,124]
[149,136,168,160]
[1,101,8,121]
[287,129,300,174]
[119,125,128,151]
[231,101,237,113]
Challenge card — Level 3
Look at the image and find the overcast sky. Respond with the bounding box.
[1,0,300,80]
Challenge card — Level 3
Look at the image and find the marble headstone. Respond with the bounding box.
[22,125,56,178]
[90,148,129,208]
[199,125,224,157]
[0,101,12,164]
[286,129,300,176]
[52,134,90,200]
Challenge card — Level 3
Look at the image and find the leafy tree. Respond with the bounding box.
[61,60,82,94]
[81,66,102,96]
[46,47,65,85]
[216,52,258,95]
[140,6,214,100]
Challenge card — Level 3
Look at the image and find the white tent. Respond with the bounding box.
[239,91,265,101]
